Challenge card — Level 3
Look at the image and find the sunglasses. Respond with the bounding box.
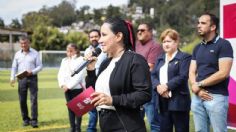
[137,29,147,33]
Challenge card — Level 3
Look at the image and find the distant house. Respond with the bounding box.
[0,28,28,68]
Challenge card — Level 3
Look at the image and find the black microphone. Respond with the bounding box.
[71,48,102,77]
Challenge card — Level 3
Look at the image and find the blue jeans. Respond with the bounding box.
[87,108,98,132]
[142,91,160,132]
[191,93,228,132]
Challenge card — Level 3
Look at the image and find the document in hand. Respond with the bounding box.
[16,71,28,80]
[67,86,95,117]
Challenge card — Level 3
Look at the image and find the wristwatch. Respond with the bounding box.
[196,82,203,87]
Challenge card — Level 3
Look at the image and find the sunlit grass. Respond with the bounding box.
[0,69,234,132]
[0,69,89,132]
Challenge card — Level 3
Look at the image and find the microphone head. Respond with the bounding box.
[92,48,102,57]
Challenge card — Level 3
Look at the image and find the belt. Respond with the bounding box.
[26,75,37,79]
[98,108,115,114]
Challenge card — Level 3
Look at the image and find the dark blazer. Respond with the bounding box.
[151,50,191,112]
[86,50,152,132]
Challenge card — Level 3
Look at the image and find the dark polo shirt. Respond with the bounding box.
[192,35,233,95]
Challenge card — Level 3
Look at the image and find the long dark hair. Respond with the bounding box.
[104,17,136,51]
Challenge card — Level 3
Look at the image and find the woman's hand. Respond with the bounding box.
[62,85,69,92]
[90,92,113,106]
[161,91,170,98]
[157,84,168,95]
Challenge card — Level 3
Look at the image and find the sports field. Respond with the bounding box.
[0,69,234,132]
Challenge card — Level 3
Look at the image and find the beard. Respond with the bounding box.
[91,41,99,48]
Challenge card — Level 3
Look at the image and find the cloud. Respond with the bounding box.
[0,0,61,24]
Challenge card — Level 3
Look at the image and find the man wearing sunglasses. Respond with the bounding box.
[136,22,163,132]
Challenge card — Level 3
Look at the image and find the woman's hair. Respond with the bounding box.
[160,28,180,43]
[67,43,80,56]
[104,17,136,51]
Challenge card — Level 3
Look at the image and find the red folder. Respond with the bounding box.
[67,86,95,117]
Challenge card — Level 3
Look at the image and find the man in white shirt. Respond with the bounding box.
[10,36,43,128]
[85,29,106,132]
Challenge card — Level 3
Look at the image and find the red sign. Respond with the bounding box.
[223,3,236,38]
[67,86,95,117]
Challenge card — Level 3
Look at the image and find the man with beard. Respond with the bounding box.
[85,29,107,132]
[189,13,233,132]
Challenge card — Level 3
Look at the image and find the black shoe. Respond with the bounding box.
[23,120,30,126]
[30,120,38,128]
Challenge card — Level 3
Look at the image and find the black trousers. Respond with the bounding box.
[160,111,189,132]
[98,109,126,132]
[65,89,83,132]
[18,75,38,122]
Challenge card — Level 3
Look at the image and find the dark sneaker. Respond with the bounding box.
[30,120,38,128]
[23,120,30,126]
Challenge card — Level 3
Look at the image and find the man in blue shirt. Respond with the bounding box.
[10,36,43,128]
[189,13,233,132]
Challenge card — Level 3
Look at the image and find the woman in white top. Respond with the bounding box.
[58,43,86,132]
[86,17,151,132]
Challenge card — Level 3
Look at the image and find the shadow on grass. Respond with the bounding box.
[0,78,58,84]
[30,128,68,132]
[11,119,70,132]
[39,119,67,126]
[12,118,91,132]
[0,88,64,102]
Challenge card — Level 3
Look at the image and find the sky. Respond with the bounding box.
[0,0,128,25]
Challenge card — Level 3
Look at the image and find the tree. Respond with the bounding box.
[105,5,123,19]
[31,25,49,50]
[0,17,4,28]
[42,0,77,27]
[46,27,66,50]
[9,18,22,29]
[31,26,65,50]
[31,26,89,50]
[22,11,52,32]
[64,31,89,50]
[76,6,93,22]
[128,0,219,43]
[93,8,104,25]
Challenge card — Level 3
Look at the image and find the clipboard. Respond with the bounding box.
[16,71,28,80]
[66,86,95,117]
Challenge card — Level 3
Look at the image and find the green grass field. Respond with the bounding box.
[0,69,234,132]
[0,69,87,132]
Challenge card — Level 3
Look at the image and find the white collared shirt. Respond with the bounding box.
[159,51,178,97]
[57,55,86,89]
[10,48,43,80]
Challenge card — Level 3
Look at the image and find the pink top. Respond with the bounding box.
[136,39,163,64]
